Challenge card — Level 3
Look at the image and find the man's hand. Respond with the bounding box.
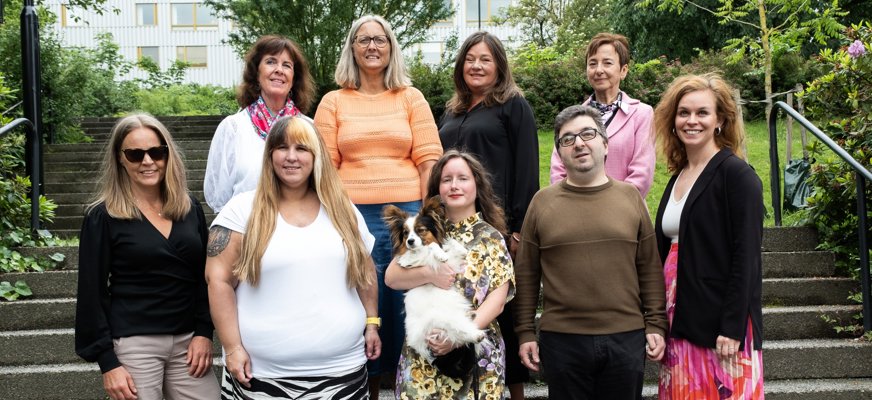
[518,341,540,372]
[645,333,665,361]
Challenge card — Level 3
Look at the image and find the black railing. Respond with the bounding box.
[769,101,872,332]
[0,117,41,236]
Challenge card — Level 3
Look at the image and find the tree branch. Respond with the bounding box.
[683,0,761,29]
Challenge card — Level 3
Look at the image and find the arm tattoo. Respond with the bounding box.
[207,226,231,257]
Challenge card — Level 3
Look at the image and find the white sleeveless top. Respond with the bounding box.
[661,171,695,243]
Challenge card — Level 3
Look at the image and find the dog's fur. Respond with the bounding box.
[382,196,485,361]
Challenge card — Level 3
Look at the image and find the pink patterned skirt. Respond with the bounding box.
[659,243,765,399]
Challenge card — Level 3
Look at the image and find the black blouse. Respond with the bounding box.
[75,196,213,373]
[438,96,539,233]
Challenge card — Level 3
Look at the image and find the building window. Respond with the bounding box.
[177,46,207,67]
[466,0,511,23]
[138,46,160,63]
[61,4,85,27]
[136,3,157,26]
[171,3,218,29]
[437,0,453,24]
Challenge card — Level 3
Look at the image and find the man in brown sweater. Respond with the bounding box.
[513,105,667,399]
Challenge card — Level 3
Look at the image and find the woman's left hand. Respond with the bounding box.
[426,328,455,357]
[716,335,741,358]
[364,325,382,360]
[186,336,214,377]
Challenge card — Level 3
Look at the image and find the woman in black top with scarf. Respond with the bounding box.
[75,113,218,400]
[438,31,538,399]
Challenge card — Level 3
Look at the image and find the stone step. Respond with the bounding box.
[763,251,836,278]
[47,191,205,204]
[44,169,207,184]
[49,211,216,230]
[44,149,209,163]
[84,129,216,142]
[763,305,863,340]
[762,226,819,252]
[0,271,77,299]
[45,159,208,172]
[79,115,224,125]
[763,277,857,306]
[13,247,79,271]
[47,140,214,153]
[0,299,76,331]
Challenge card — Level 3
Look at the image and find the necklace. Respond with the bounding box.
[135,198,164,217]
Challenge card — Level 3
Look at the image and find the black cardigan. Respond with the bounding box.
[438,95,539,233]
[654,148,764,350]
[75,196,213,372]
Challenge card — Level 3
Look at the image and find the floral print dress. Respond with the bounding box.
[395,213,515,400]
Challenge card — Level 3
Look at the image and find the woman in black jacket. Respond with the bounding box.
[652,74,764,399]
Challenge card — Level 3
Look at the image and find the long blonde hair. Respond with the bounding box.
[235,116,373,288]
[654,73,746,173]
[333,15,410,90]
[87,113,190,220]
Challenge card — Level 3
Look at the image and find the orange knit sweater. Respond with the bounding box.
[314,87,442,204]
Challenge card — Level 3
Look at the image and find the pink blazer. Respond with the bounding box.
[549,92,655,196]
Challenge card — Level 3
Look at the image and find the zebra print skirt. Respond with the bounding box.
[220,364,368,399]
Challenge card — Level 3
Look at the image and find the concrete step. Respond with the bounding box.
[762,226,819,252]
[83,129,217,142]
[0,299,76,331]
[46,159,208,172]
[79,115,224,125]
[0,271,77,298]
[49,211,216,230]
[763,305,863,340]
[13,247,79,271]
[44,149,209,163]
[44,169,206,184]
[47,191,205,205]
[763,251,836,278]
[763,277,857,306]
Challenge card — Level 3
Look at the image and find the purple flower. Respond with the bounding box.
[848,40,866,58]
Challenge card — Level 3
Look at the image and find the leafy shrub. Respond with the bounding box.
[133,84,237,116]
[408,35,457,122]
[512,44,589,128]
[621,56,683,108]
[799,22,872,280]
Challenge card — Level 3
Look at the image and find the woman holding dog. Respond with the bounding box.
[205,116,380,399]
[386,150,514,399]
[653,74,764,399]
[314,14,443,397]
[438,31,538,399]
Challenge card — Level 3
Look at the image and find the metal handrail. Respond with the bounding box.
[0,117,40,235]
[769,100,872,332]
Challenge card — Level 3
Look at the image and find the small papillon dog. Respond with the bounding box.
[382,196,485,361]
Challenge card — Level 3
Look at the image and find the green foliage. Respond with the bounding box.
[512,45,588,127]
[821,291,872,341]
[134,84,237,116]
[0,280,32,301]
[204,0,453,97]
[496,0,610,54]
[620,57,682,109]
[407,34,457,120]
[800,23,872,285]
[135,58,190,90]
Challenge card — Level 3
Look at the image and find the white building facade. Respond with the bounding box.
[45,0,521,87]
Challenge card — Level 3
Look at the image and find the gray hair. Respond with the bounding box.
[334,15,410,90]
[553,105,607,146]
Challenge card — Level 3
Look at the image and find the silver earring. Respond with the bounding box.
[671,128,676,136]
[715,126,722,136]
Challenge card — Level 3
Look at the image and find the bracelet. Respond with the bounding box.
[511,233,521,243]
[225,346,242,357]
[366,317,381,328]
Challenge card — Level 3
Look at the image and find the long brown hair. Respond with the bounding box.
[235,116,373,288]
[654,73,745,173]
[87,113,190,220]
[426,150,507,234]
[237,35,316,113]
[445,31,522,114]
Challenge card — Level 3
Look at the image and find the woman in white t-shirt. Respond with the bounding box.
[205,116,381,399]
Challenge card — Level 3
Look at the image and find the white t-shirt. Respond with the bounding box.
[212,191,375,378]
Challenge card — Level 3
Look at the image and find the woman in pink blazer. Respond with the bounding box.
[549,33,654,196]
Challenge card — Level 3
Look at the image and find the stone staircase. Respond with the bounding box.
[2,116,872,398]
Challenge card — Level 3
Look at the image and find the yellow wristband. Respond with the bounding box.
[366,317,381,328]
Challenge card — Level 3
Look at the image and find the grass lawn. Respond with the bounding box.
[536,119,812,226]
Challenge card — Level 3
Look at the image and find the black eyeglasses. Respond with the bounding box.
[121,145,168,163]
[354,35,389,48]
[557,128,600,147]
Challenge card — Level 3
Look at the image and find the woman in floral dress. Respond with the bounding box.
[386,150,514,399]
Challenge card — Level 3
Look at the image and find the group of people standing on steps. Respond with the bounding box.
[73,13,765,400]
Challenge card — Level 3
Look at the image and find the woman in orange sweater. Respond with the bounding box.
[313,14,443,398]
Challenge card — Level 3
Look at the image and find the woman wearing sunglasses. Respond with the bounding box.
[75,113,219,400]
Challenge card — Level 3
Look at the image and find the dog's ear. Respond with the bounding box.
[421,195,448,242]
[382,205,408,255]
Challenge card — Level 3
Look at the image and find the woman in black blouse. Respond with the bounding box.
[438,31,539,399]
[75,113,219,400]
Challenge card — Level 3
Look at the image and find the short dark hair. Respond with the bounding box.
[553,105,607,146]
[237,35,315,113]
[586,32,631,67]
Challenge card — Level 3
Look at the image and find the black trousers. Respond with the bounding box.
[539,329,645,400]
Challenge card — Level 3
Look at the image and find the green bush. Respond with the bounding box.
[512,45,589,128]
[408,41,456,122]
[621,56,683,108]
[133,84,237,116]
[800,22,872,280]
